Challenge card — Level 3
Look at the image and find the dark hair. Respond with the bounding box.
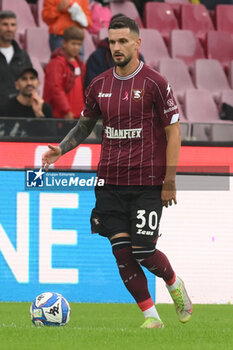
[110,13,125,23]
[63,26,84,42]
[108,15,139,35]
[0,10,16,21]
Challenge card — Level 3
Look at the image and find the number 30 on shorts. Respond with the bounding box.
[136,210,158,230]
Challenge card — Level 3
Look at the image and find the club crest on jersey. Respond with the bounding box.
[131,89,144,101]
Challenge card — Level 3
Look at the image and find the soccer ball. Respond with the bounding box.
[30,292,71,326]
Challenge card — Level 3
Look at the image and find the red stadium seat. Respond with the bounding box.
[216,5,233,35]
[139,29,170,69]
[98,28,108,41]
[15,32,24,49]
[159,58,195,102]
[176,100,187,122]
[220,90,233,108]
[37,0,48,28]
[164,0,190,18]
[206,31,233,72]
[170,29,205,67]
[193,59,231,100]
[165,0,189,3]
[25,27,51,67]
[30,56,45,97]
[184,89,220,122]
[83,30,96,62]
[143,2,179,43]
[181,4,214,42]
[110,1,143,28]
[1,0,37,37]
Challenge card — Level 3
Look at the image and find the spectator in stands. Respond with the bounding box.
[84,14,144,89]
[0,67,53,136]
[0,10,32,108]
[42,0,92,52]
[88,0,111,35]
[43,26,85,119]
[84,36,113,88]
[0,67,53,118]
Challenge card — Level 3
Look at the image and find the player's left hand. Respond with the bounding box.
[161,180,177,207]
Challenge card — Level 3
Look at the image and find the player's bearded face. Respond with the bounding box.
[109,28,140,67]
[113,54,132,67]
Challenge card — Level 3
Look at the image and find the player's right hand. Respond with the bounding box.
[42,144,62,171]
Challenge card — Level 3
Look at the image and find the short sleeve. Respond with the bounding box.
[154,76,179,127]
[82,82,102,118]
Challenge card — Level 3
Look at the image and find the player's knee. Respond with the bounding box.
[132,244,156,262]
[110,237,132,262]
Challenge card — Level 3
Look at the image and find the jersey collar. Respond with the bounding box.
[113,61,144,80]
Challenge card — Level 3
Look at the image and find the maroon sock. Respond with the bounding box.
[140,249,175,282]
[113,246,152,303]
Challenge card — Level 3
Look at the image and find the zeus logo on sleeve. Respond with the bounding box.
[105,126,142,139]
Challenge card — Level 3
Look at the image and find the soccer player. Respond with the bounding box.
[42,16,192,329]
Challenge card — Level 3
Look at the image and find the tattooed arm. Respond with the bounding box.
[59,115,99,155]
[42,115,99,170]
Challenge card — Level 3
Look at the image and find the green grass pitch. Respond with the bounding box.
[0,303,232,350]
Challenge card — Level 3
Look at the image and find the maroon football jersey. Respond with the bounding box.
[83,62,179,185]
